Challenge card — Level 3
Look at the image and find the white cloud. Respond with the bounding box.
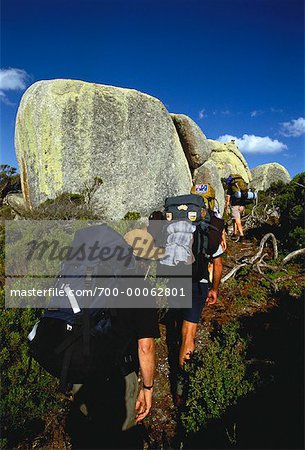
[0,68,30,104]
[250,110,264,117]
[199,109,206,119]
[270,107,283,113]
[218,134,287,154]
[280,117,305,137]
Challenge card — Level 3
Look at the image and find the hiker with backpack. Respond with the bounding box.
[160,188,224,368]
[225,174,257,242]
[28,223,162,449]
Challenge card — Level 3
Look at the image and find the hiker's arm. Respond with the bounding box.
[225,194,230,212]
[221,229,227,252]
[135,337,155,422]
[206,256,223,305]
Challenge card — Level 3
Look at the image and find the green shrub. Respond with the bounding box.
[0,165,21,206]
[123,211,141,220]
[0,205,15,220]
[288,226,305,249]
[22,192,100,220]
[0,292,65,446]
[265,173,305,251]
[181,321,256,433]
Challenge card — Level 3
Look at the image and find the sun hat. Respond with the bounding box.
[124,228,165,260]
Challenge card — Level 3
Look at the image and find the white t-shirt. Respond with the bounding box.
[200,244,223,283]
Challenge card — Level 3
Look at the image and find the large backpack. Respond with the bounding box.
[191,183,216,211]
[27,224,136,391]
[163,194,224,280]
[164,194,204,222]
[226,174,257,206]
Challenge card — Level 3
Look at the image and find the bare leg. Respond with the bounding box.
[235,218,244,236]
[179,320,197,368]
[232,219,237,235]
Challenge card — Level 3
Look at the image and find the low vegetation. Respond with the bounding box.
[0,167,304,448]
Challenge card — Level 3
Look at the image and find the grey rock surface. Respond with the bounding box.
[3,192,25,212]
[15,79,192,219]
[250,163,291,191]
[171,114,211,169]
[207,139,252,182]
[193,160,225,215]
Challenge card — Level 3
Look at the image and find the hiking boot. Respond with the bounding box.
[231,234,239,241]
[238,235,245,243]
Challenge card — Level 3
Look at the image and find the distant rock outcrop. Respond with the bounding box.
[15,79,192,219]
[250,163,291,191]
[207,139,252,183]
[171,114,211,169]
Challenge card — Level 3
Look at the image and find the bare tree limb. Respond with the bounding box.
[282,248,305,265]
[221,263,247,283]
[247,233,278,264]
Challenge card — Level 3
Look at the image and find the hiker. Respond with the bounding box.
[179,239,223,367]
[224,174,257,241]
[28,224,162,449]
[66,228,163,449]
[191,182,227,251]
[225,190,245,241]
[159,193,224,368]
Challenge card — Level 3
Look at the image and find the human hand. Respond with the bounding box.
[135,388,152,422]
[206,289,218,306]
[221,233,227,252]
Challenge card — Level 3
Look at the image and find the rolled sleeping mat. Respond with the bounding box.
[233,191,257,200]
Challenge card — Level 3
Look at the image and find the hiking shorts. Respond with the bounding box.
[232,205,245,221]
[182,281,209,323]
[71,371,139,432]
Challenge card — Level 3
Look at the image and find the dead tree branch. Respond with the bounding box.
[221,263,247,283]
[282,248,305,265]
[247,233,278,264]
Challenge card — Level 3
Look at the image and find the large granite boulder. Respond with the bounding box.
[207,139,252,182]
[171,114,211,169]
[193,160,225,214]
[250,163,291,191]
[15,79,192,219]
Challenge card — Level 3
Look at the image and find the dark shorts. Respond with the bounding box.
[182,281,209,323]
[66,372,143,449]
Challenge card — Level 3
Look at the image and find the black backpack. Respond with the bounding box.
[27,224,136,391]
[164,194,204,222]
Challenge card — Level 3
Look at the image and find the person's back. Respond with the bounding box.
[66,232,161,449]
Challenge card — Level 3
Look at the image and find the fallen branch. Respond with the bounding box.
[282,248,305,265]
[221,263,247,283]
[247,233,278,264]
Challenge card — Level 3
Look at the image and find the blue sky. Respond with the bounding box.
[1,0,304,176]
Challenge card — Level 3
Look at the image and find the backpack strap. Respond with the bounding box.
[83,267,94,357]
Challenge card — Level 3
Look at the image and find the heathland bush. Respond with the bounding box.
[181,321,256,433]
[0,291,65,448]
[265,172,305,250]
[0,221,64,448]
